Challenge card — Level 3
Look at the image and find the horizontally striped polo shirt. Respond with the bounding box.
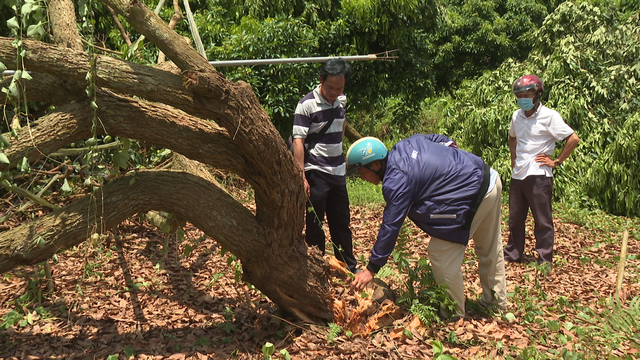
[292,85,346,176]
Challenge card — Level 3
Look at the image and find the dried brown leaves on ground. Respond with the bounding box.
[1,205,639,359]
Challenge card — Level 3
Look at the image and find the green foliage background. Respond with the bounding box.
[435,2,640,216]
[1,0,639,216]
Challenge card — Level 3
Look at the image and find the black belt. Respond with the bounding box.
[462,163,491,230]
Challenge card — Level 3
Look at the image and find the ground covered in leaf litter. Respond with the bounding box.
[1,204,639,360]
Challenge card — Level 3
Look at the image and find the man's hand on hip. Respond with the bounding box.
[535,154,557,168]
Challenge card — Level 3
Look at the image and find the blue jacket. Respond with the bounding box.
[368,134,486,273]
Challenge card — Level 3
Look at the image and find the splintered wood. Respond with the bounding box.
[326,256,404,335]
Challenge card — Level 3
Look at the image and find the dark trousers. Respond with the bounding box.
[305,170,357,272]
[505,176,554,263]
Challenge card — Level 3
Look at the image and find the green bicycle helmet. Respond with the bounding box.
[346,137,388,176]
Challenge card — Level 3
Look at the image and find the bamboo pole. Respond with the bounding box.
[182,0,206,58]
[615,228,630,298]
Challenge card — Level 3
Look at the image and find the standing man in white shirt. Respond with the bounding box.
[505,75,580,265]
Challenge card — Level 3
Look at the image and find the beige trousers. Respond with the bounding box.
[427,177,507,316]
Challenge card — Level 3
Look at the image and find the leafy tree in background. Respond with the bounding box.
[435,1,640,216]
[202,14,320,135]
[9,0,565,137]
[192,0,441,136]
[423,0,557,97]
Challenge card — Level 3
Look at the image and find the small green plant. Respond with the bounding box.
[261,342,291,360]
[262,342,275,360]
[1,310,25,329]
[398,257,457,324]
[576,296,640,352]
[123,345,135,358]
[326,322,342,343]
[431,340,458,359]
[217,306,237,334]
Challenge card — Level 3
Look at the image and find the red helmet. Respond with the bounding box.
[512,75,544,94]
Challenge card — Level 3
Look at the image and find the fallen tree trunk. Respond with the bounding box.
[1,92,247,176]
[0,0,335,323]
[0,170,333,321]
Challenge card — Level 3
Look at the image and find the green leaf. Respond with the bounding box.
[34,235,45,248]
[27,23,44,39]
[61,178,72,192]
[7,17,19,29]
[183,244,193,257]
[20,70,32,80]
[106,355,118,360]
[439,355,458,360]
[8,81,19,99]
[123,345,135,358]
[262,342,275,359]
[547,320,562,331]
[0,133,10,148]
[431,340,444,354]
[19,157,29,173]
[503,312,516,321]
[21,2,36,15]
[114,151,128,169]
[557,333,568,345]
[0,62,6,72]
[1,179,12,189]
[279,349,291,360]
[0,153,9,165]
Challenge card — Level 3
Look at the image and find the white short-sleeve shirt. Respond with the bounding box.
[509,104,574,180]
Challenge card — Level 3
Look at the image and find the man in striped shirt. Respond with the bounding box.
[291,58,358,273]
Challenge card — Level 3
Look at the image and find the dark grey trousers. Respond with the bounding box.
[505,176,554,264]
[305,170,357,272]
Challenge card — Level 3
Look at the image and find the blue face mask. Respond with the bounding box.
[517,98,535,111]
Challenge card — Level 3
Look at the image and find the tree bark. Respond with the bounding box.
[1,92,247,177]
[0,0,335,322]
[0,171,333,321]
[48,0,83,51]
[345,120,363,143]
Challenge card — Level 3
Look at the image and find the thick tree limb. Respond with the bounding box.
[48,0,84,51]
[0,170,332,321]
[100,0,210,72]
[0,92,248,176]
[0,37,194,112]
[0,171,264,267]
[0,72,85,104]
